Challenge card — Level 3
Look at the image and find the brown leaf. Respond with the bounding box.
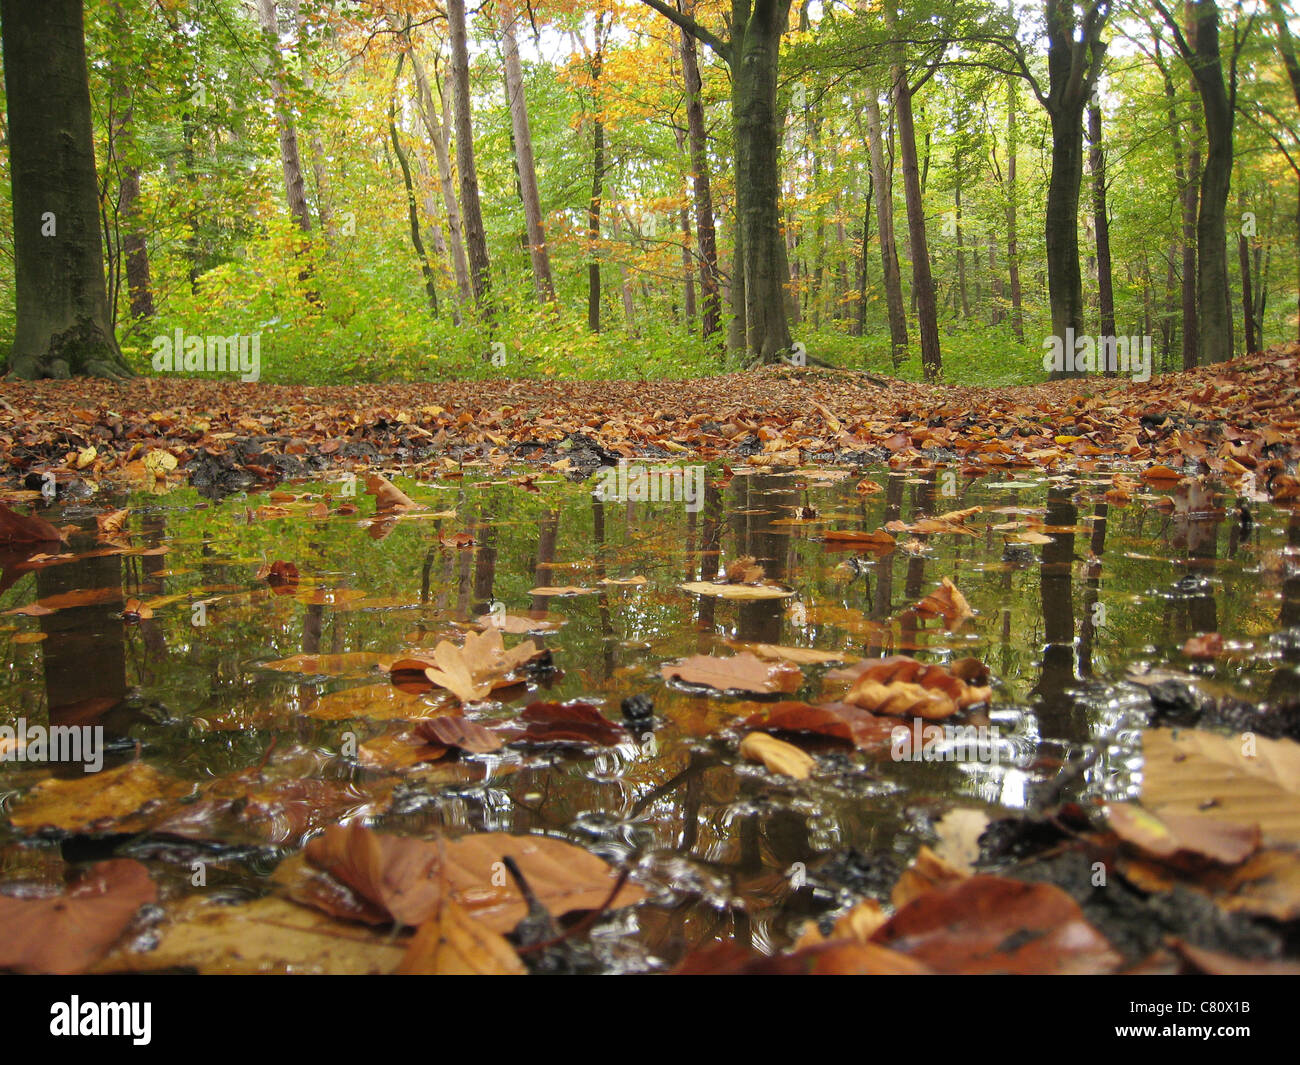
[414,715,504,753]
[398,897,526,975]
[1106,803,1259,867]
[0,502,64,546]
[872,875,1121,974]
[741,700,898,750]
[303,824,443,927]
[0,859,156,974]
[10,763,189,833]
[438,832,643,932]
[912,577,974,630]
[725,555,766,583]
[662,652,803,695]
[95,508,129,536]
[515,701,628,746]
[840,655,991,719]
[365,473,420,513]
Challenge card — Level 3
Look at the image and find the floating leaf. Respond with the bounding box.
[739,732,815,779]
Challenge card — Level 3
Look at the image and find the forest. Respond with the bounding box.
[0,0,1299,990]
[1,0,1297,383]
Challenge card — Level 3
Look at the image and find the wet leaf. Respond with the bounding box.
[1107,803,1259,867]
[872,875,1122,974]
[679,580,795,600]
[303,823,442,926]
[0,504,64,546]
[10,763,190,833]
[515,701,628,746]
[414,715,504,753]
[1140,728,1300,846]
[739,732,815,779]
[0,859,156,974]
[99,895,406,975]
[365,474,420,513]
[662,652,803,695]
[397,897,526,975]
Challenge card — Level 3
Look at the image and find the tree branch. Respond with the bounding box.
[637,0,730,61]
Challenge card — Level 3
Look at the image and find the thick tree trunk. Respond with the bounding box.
[1045,88,1087,353]
[734,1,793,362]
[256,0,312,233]
[1043,0,1106,376]
[448,0,492,311]
[499,0,555,303]
[865,90,907,366]
[1185,0,1235,363]
[2,0,131,378]
[680,25,721,342]
[1088,103,1116,353]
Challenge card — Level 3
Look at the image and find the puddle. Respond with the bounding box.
[1,462,1297,970]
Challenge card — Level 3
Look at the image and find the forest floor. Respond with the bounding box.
[1,342,1298,491]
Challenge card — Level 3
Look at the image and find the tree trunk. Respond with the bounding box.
[1184,0,1235,363]
[1088,102,1116,357]
[389,69,438,317]
[2,0,131,378]
[256,0,312,233]
[588,109,604,332]
[864,90,908,366]
[954,150,970,318]
[733,0,794,362]
[1238,186,1257,352]
[400,33,472,305]
[680,24,721,342]
[891,52,941,379]
[1005,73,1025,341]
[448,0,491,311]
[1043,0,1105,372]
[499,0,555,304]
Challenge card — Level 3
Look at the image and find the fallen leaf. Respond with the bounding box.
[398,897,525,975]
[0,859,156,974]
[662,652,803,695]
[739,732,815,779]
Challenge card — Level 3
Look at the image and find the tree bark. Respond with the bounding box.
[2,0,131,378]
[255,0,312,233]
[399,29,472,305]
[890,44,941,379]
[864,90,908,366]
[448,0,492,311]
[499,0,555,304]
[1043,0,1107,374]
[734,0,794,361]
[1088,102,1116,356]
[680,22,721,342]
